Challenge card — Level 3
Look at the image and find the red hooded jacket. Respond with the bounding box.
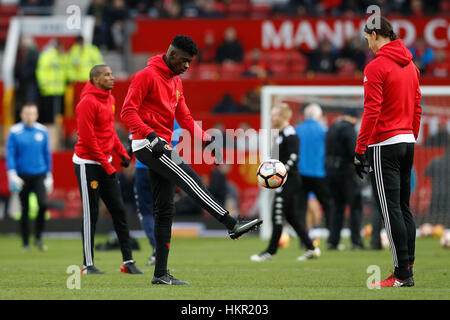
[356,39,422,154]
[120,54,209,145]
[74,81,129,175]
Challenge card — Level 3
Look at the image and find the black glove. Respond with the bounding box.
[354,152,369,179]
[204,136,223,165]
[120,155,130,168]
[147,132,167,159]
[108,172,116,179]
[126,138,133,158]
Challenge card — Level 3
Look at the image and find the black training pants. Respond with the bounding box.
[297,175,334,230]
[18,173,48,246]
[368,143,416,280]
[266,173,314,254]
[134,145,235,277]
[327,167,364,247]
[74,163,133,267]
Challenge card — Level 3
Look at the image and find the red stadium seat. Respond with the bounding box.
[226,1,250,19]
[249,4,272,19]
[338,61,357,76]
[289,52,308,75]
[267,51,290,76]
[196,63,220,80]
[220,62,244,78]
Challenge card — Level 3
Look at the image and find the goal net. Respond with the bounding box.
[259,85,450,240]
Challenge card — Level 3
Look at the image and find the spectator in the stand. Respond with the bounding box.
[215,27,244,64]
[110,0,129,51]
[197,0,223,18]
[160,0,183,19]
[318,0,343,16]
[240,88,261,113]
[242,48,271,78]
[275,0,318,16]
[422,0,441,15]
[129,0,150,18]
[305,39,338,75]
[409,37,434,74]
[87,0,111,49]
[426,50,449,78]
[197,31,217,63]
[36,40,67,123]
[14,36,39,119]
[385,0,409,14]
[409,0,424,16]
[68,36,104,83]
[212,93,241,113]
[340,0,364,16]
[338,35,367,73]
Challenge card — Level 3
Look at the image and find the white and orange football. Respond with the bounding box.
[257,159,287,189]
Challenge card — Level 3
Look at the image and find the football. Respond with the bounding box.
[257,159,287,189]
[440,230,450,248]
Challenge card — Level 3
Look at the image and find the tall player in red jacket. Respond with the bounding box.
[354,17,422,287]
[73,65,143,275]
[121,35,262,285]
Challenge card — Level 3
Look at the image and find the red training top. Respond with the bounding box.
[74,81,129,175]
[356,39,422,154]
[120,54,209,145]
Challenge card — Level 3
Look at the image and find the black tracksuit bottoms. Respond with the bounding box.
[18,173,48,246]
[266,172,314,254]
[134,145,236,277]
[367,143,416,280]
[74,163,133,267]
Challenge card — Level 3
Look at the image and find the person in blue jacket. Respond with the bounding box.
[6,104,53,251]
[133,120,182,266]
[295,103,333,234]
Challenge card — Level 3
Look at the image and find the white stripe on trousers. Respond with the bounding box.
[80,164,93,266]
[373,146,399,267]
[145,146,226,215]
[160,153,227,215]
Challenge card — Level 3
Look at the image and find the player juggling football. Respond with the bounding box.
[121,35,262,286]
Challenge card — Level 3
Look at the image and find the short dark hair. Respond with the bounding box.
[364,16,398,41]
[21,103,37,111]
[89,65,109,83]
[171,35,198,56]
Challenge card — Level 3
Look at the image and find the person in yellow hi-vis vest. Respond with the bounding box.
[68,36,104,83]
[36,40,68,123]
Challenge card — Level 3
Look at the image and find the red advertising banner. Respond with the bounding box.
[131,17,450,54]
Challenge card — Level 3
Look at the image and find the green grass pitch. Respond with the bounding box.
[0,234,448,300]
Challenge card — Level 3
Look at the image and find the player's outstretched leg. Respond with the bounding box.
[135,147,263,240]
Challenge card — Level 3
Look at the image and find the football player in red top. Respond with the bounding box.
[73,65,142,275]
[121,35,262,285]
[354,17,421,287]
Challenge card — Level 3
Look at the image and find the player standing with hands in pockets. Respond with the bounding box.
[121,35,262,286]
[73,65,143,275]
[354,16,422,287]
